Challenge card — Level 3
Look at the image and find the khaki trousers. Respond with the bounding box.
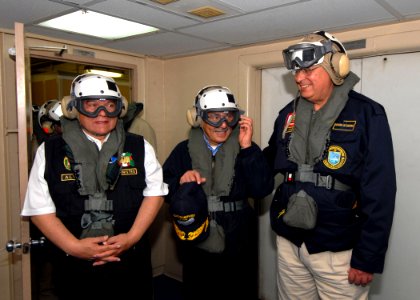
[276,235,370,300]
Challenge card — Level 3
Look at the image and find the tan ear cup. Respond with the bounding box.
[61,95,78,119]
[120,96,128,118]
[331,52,350,79]
[186,107,201,127]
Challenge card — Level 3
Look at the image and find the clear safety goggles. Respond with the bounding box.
[201,110,241,127]
[75,97,123,118]
[282,40,333,70]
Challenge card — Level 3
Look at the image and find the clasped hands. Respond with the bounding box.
[76,233,134,266]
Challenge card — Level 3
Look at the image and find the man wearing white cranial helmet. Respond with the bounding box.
[163,85,274,300]
[264,31,396,299]
[22,73,168,299]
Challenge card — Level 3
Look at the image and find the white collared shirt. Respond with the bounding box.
[22,135,168,216]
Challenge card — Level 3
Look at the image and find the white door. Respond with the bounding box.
[260,52,420,300]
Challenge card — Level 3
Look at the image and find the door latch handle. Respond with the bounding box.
[5,237,46,254]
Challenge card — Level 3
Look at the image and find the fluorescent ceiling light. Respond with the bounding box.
[85,69,123,78]
[38,10,158,40]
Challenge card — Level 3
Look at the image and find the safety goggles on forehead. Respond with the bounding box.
[202,110,240,127]
[75,97,123,118]
[282,40,333,70]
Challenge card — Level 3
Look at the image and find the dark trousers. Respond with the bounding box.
[180,214,259,300]
[51,239,153,300]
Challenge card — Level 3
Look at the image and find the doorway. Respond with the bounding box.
[30,58,132,106]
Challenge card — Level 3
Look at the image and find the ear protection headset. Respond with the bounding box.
[61,95,128,119]
[186,102,201,128]
[186,85,238,128]
[314,30,350,79]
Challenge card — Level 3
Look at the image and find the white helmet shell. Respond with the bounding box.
[38,99,59,128]
[48,100,63,121]
[195,86,238,112]
[71,74,121,101]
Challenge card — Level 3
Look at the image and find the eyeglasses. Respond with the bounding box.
[202,110,239,127]
[291,65,321,76]
[76,98,123,118]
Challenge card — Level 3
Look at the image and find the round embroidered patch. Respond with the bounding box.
[323,145,346,169]
[63,156,71,171]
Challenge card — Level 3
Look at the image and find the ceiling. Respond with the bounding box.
[1,0,420,59]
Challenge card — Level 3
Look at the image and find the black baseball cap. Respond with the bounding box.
[169,182,210,243]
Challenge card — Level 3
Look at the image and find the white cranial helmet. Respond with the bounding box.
[195,85,238,113]
[185,85,243,127]
[38,99,60,128]
[63,73,127,119]
[70,73,121,101]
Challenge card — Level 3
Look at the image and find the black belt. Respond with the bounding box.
[284,164,351,191]
[207,196,245,212]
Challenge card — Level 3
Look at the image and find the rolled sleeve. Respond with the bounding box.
[21,143,56,216]
[143,140,168,197]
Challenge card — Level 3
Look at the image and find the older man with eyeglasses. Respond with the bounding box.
[163,85,274,300]
[264,31,396,299]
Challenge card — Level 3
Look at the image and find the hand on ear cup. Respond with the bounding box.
[61,95,78,119]
[331,52,350,78]
[186,107,201,127]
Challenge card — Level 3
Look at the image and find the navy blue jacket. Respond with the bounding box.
[264,90,396,273]
[163,141,273,254]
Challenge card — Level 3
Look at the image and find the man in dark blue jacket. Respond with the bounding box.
[264,31,396,299]
[163,85,273,300]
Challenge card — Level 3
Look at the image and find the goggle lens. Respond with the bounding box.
[83,99,118,113]
[202,110,239,127]
[283,41,332,70]
[76,98,122,118]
